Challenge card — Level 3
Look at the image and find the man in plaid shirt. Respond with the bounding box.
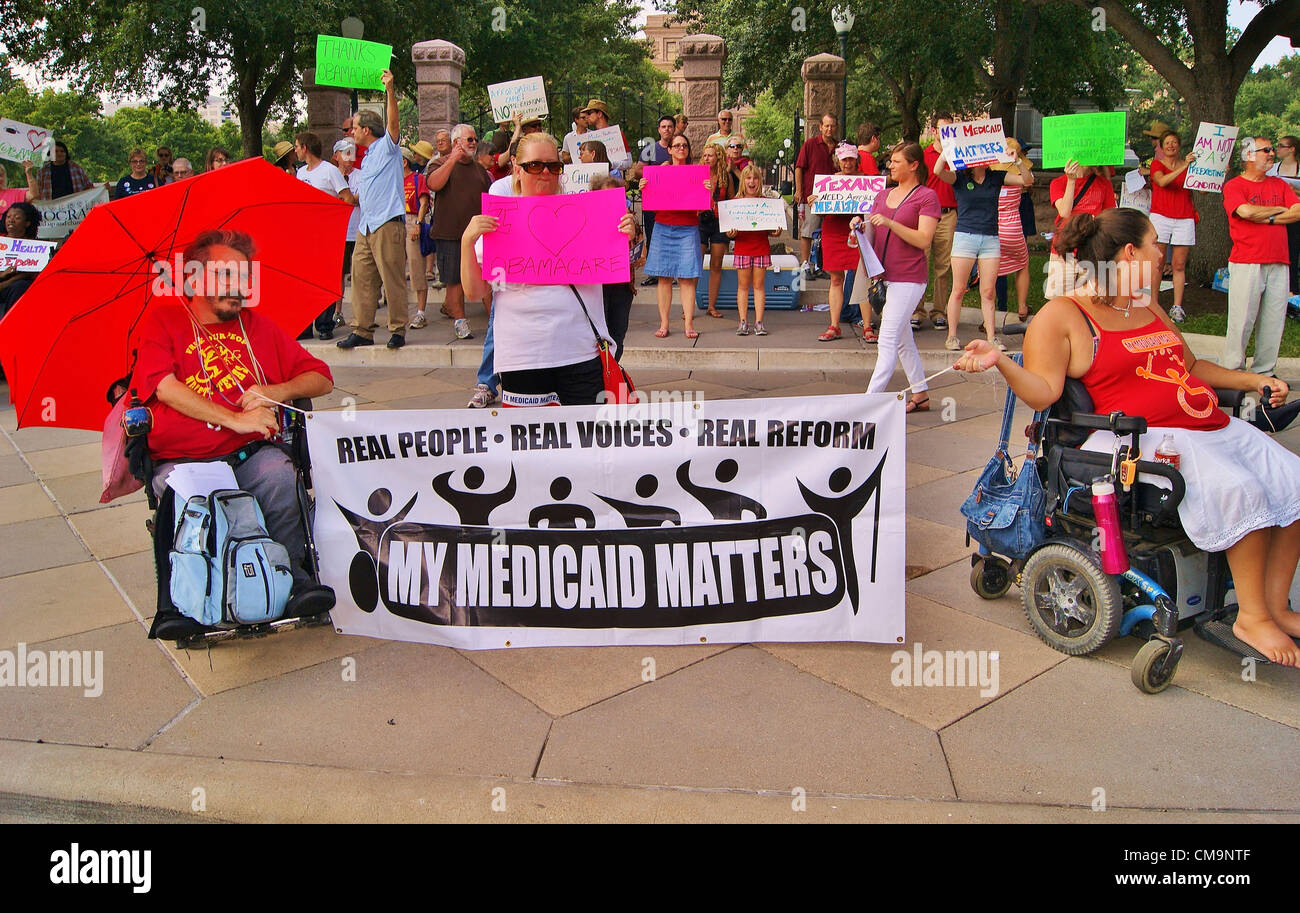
[25,140,93,199]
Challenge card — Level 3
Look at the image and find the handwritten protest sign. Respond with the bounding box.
[1041,111,1127,169]
[559,162,609,193]
[642,165,711,210]
[938,118,1007,169]
[718,197,786,232]
[488,76,548,123]
[314,35,392,91]
[480,187,630,285]
[0,118,53,165]
[1119,181,1151,213]
[810,174,886,215]
[0,236,55,272]
[34,184,108,240]
[852,226,886,278]
[1184,122,1239,194]
[579,125,629,167]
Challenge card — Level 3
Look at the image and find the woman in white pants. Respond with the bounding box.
[852,142,941,413]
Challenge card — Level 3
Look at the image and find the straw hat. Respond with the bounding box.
[1143,120,1172,139]
[272,141,294,162]
[581,99,610,117]
[408,140,436,161]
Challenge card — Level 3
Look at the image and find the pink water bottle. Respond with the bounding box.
[1091,480,1129,574]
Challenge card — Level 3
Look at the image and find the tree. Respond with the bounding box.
[1235,54,1300,141]
[1048,0,1300,279]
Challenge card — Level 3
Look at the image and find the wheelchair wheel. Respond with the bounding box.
[970,557,1012,600]
[1020,543,1122,655]
[1131,639,1178,694]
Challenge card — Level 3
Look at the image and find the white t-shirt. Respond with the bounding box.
[297,158,347,195]
[343,169,362,242]
[1266,163,1300,193]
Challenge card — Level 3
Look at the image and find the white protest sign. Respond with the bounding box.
[718,197,786,232]
[810,174,886,215]
[1119,183,1151,213]
[1185,122,1239,194]
[559,162,609,193]
[33,184,109,240]
[1124,169,1146,194]
[0,236,55,271]
[852,225,885,278]
[579,125,629,168]
[938,118,1008,170]
[0,118,54,164]
[306,394,907,649]
[487,76,548,123]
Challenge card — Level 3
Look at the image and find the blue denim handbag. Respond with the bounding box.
[960,355,1049,560]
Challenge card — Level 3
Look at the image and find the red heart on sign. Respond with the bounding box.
[26,129,48,151]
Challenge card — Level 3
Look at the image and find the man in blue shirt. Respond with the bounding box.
[337,68,410,350]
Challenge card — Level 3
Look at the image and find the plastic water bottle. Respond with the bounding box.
[1091,480,1129,575]
[1153,433,1180,471]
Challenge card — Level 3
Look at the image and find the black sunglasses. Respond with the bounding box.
[518,160,564,174]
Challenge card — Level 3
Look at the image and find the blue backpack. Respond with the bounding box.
[169,489,294,626]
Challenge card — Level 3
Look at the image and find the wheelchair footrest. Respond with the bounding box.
[1193,613,1273,664]
[173,612,333,650]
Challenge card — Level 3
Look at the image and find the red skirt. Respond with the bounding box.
[820,214,859,272]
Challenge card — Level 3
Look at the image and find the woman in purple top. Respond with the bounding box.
[852,142,941,413]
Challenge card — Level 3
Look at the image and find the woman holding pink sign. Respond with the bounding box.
[644,133,706,339]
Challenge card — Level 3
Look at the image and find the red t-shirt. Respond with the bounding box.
[133,306,332,461]
[1149,160,1196,220]
[795,136,837,203]
[924,142,957,209]
[1077,309,1228,432]
[1223,175,1298,265]
[857,152,879,176]
[1050,173,1116,223]
[733,228,771,258]
[403,171,427,215]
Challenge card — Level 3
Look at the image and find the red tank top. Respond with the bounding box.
[1075,302,1229,431]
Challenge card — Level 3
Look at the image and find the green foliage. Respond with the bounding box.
[740,88,800,164]
[1236,55,1300,142]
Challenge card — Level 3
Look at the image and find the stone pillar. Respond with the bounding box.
[801,53,845,131]
[303,68,352,153]
[412,39,466,142]
[679,34,725,155]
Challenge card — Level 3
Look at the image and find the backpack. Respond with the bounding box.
[169,489,294,626]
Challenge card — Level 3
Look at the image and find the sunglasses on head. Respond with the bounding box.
[518,160,563,174]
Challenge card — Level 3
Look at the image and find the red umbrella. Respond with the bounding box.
[0,158,351,430]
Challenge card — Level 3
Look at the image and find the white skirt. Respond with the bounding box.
[1081,417,1300,552]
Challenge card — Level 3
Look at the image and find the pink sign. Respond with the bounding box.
[480,188,630,285]
[641,165,711,211]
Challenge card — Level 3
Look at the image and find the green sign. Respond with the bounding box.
[314,35,393,91]
[1040,111,1127,169]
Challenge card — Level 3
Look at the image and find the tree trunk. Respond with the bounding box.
[1185,79,1236,287]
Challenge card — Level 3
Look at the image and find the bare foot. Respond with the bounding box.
[1266,603,1300,639]
[1234,615,1300,666]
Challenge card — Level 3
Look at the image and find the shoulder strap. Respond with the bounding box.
[1077,173,1097,201]
[997,353,1049,460]
[569,284,610,352]
[879,184,921,260]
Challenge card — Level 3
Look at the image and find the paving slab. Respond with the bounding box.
[4,426,100,453]
[689,370,826,391]
[459,644,728,718]
[0,622,195,750]
[148,642,551,778]
[907,557,1040,640]
[762,595,1064,729]
[342,373,465,404]
[0,516,91,577]
[100,550,157,621]
[942,657,1300,810]
[906,515,972,577]
[21,442,102,479]
[905,466,984,529]
[43,469,146,515]
[0,561,137,650]
[906,425,1005,474]
[905,463,955,490]
[68,502,153,560]
[0,482,58,525]
[0,454,35,489]
[538,645,955,798]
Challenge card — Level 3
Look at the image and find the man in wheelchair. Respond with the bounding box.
[955,208,1300,667]
[131,229,336,634]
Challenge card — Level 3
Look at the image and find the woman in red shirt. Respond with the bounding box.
[1149,130,1198,322]
[954,208,1300,667]
[808,143,865,341]
[644,133,706,338]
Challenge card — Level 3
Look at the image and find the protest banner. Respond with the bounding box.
[642,165,711,210]
[559,162,608,193]
[1184,122,1239,194]
[0,118,53,165]
[307,393,907,648]
[488,76,548,123]
[718,197,786,232]
[579,125,629,166]
[0,236,55,272]
[810,174,887,215]
[937,118,1007,169]
[1041,111,1127,169]
[480,187,630,285]
[34,184,109,240]
[314,35,393,91]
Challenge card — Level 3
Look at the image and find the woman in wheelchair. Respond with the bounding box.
[954,208,1300,666]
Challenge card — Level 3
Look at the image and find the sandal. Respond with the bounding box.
[707,308,724,319]
[818,325,842,342]
[684,328,699,339]
[654,328,670,338]
[861,325,878,343]
[1017,308,1030,322]
[905,396,931,414]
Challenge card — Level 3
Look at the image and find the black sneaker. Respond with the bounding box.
[336,333,373,349]
[640,276,657,287]
[387,333,406,349]
[284,584,335,618]
[316,328,334,341]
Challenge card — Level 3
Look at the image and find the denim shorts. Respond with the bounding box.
[951,231,1000,260]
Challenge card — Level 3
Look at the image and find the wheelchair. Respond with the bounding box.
[969,377,1266,694]
[121,392,333,649]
